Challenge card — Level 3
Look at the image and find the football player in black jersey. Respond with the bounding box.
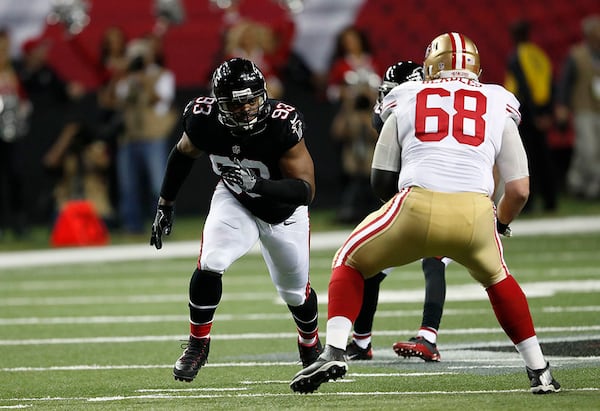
[346,61,448,362]
[150,58,322,382]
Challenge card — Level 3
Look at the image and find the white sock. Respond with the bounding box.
[417,327,437,344]
[298,335,317,346]
[352,332,371,349]
[515,335,547,370]
[326,316,352,350]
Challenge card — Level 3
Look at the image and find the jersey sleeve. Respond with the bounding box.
[491,85,521,126]
[182,98,198,136]
[276,102,306,150]
[371,105,384,133]
[182,96,218,150]
[380,88,400,122]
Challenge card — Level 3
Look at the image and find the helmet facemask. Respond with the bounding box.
[378,81,398,102]
[216,88,267,133]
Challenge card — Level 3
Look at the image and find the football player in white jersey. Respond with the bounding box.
[291,32,560,395]
[346,61,448,362]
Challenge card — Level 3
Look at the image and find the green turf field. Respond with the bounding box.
[1,230,599,410]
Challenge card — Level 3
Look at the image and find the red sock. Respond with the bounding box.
[486,275,535,344]
[328,265,364,321]
[190,322,212,339]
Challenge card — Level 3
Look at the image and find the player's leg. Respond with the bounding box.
[174,184,260,382]
[116,142,143,233]
[259,206,321,367]
[393,256,449,361]
[347,270,387,360]
[291,188,426,393]
[462,196,560,394]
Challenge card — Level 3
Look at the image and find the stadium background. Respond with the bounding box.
[1,0,598,221]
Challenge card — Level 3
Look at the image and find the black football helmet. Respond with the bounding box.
[378,61,424,102]
[212,58,270,135]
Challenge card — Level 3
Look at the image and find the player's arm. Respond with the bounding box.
[495,118,530,229]
[258,138,315,205]
[151,132,204,250]
[158,132,204,206]
[220,139,314,206]
[371,114,401,202]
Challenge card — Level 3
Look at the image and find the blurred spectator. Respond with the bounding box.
[504,19,558,213]
[223,19,283,98]
[37,25,128,229]
[326,26,381,103]
[220,0,295,77]
[555,14,600,200]
[114,36,176,234]
[16,34,87,225]
[29,49,114,226]
[95,26,129,215]
[18,36,85,102]
[330,69,380,224]
[42,103,115,226]
[99,26,129,80]
[0,28,31,239]
[327,25,381,223]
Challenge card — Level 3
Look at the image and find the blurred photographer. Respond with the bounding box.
[114,36,176,234]
[0,29,31,239]
[331,68,380,223]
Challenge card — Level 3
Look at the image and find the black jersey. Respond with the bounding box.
[372,101,384,133]
[183,96,306,224]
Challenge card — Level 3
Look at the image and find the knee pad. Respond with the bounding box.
[199,251,231,274]
[278,288,306,307]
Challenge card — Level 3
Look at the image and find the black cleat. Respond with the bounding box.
[393,336,441,362]
[346,340,373,360]
[290,344,347,393]
[298,337,323,367]
[527,362,561,394]
[173,336,210,382]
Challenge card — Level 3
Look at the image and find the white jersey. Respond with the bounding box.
[380,77,521,196]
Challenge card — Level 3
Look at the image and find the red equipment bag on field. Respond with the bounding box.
[50,200,110,247]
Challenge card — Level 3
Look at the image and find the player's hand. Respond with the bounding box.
[150,204,173,249]
[221,159,260,192]
[496,220,512,237]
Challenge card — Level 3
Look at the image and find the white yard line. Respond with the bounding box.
[1,326,599,346]
[1,215,600,268]
[0,305,598,325]
[2,387,599,406]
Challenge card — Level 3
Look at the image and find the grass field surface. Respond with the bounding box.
[1,218,599,410]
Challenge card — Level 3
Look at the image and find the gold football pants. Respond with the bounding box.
[333,187,509,287]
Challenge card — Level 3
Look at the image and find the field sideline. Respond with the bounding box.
[1,215,599,409]
[2,215,600,268]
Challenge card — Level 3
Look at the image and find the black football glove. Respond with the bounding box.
[150,204,174,249]
[496,220,512,237]
[221,159,261,192]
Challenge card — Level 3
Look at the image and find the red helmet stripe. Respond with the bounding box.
[449,32,466,70]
